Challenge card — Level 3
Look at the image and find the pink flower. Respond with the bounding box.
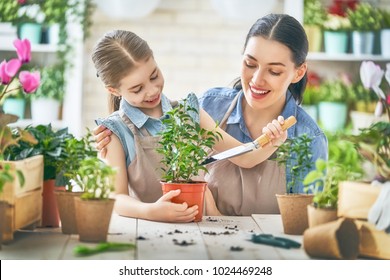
[0,59,22,85]
[19,71,40,93]
[13,39,31,64]
[0,39,40,101]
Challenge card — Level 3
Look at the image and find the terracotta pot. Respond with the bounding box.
[41,180,65,227]
[74,197,115,242]
[276,194,314,235]
[307,204,338,228]
[55,190,83,234]
[303,218,359,259]
[161,181,207,222]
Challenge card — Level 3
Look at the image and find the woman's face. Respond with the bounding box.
[110,56,164,114]
[240,36,306,111]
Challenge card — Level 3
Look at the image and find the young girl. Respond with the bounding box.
[92,30,288,222]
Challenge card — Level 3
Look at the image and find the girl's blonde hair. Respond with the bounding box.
[92,30,153,112]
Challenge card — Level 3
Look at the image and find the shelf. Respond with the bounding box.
[8,119,65,130]
[0,41,58,53]
[307,52,390,62]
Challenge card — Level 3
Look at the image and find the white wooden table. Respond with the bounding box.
[0,214,310,260]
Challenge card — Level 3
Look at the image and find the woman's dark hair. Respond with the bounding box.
[92,30,153,112]
[234,14,308,104]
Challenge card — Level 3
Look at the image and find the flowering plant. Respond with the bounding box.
[0,39,40,102]
[360,61,390,120]
[323,14,351,31]
[0,38,39,193]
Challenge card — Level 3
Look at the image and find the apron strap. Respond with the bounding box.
[119,110,150,137]
[219,93,241,130]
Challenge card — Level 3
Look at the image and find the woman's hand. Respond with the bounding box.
[204,187,222,216]
[93,124,112,158]
[261,116,288,148]
[148,190,199,223]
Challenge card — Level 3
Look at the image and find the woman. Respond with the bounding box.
[94,14,328,216]
[198,14,328,215]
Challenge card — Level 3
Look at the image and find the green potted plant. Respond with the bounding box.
[156,97,222,222]
[347,3,382,55]
[303,143,363,229]
[4,124,73,227]
[273,133,315,235]
[29,64,65,123]
[317,79,353,132]
[303,0,327,52]
[322,13,351,54]
[73,157,116,242]
[302,71,322,122]
[54,129,97,234]
[0,38,42,243]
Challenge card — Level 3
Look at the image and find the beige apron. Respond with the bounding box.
[120,111,164,203]
[204,94,286,215]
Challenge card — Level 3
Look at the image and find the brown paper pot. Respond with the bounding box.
[74,197,115,242]
[276,194,314,235]
[303,218,359,259]
[55,191,82,234]
[307,204,338,228]
[338,181,380,219]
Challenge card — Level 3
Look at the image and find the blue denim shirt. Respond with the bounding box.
[198,87,328,193]
[96,93,200,167]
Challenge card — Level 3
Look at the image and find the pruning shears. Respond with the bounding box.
[250,234,301,249]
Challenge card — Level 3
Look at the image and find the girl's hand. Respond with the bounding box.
[93,124,112,158]
[148,190,199,223]
[261,116,288,147]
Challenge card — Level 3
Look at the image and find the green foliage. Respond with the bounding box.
[303,158,363,209]
[347,3,383,31]
[3,124,73,181]
[40,0,67,24]
[273,134,313,194]
[31,64,65,101]
[344,121,390,181]
[303,85,321,105]
[304,0,327,26]
[54,129,97,189]
[323,14,351,31]
[74,157,116,200]
[0,0,19,22]
[0,161,13,193]
[318,79,354,103]
[350,84,377,112]
[380,8,390,29]
[157,98,222,183]
[327,132,364,177]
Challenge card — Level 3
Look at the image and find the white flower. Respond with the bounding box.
[360,61,390,117]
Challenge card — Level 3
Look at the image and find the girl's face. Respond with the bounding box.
[240,36,306,112]
[109,56,164,115]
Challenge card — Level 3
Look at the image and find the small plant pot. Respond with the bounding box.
[161,181,207,222]
[303,218,359,259]
[74,197,115,242]
[55,190,83,234]
[276,194,314,235]
[41,180,65,227]
[307,204,338,228]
